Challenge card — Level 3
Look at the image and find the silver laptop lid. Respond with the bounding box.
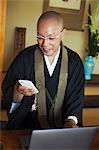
[29,126,98,150]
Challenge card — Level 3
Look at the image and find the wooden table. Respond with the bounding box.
[0,129,32,150]
[0,128,99,150]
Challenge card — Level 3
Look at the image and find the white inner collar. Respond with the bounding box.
[44,46,60,76]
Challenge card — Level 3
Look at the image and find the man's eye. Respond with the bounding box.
[37,37,43,40]
[49,37,56,40]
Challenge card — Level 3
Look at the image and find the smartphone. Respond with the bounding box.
[18,80,39,93]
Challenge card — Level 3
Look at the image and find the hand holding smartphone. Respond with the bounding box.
[18,80,39,94]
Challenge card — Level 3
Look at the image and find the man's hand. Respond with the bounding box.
[13,82,37,103]
[64,119,78,128]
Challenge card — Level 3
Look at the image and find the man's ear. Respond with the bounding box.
[61,28,66,40]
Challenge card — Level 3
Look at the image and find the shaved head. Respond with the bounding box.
[37,11,64,29]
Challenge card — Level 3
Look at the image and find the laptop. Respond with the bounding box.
[20,126,98,150]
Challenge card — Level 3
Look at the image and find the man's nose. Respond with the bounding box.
[42,38,49,46]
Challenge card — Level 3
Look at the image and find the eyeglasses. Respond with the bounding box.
[36,28,64,41]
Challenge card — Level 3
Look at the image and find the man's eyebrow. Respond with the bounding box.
[37,28,64,37]
[37,32,56,37]
[37,32,43,36]
[37,32,58,37]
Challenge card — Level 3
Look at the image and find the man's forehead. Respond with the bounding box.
[38,18,62,28]
[38,22,62,33]
[37,26,62,37]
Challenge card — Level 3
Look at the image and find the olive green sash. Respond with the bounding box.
[35,44,68,128]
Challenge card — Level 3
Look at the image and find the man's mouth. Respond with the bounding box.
[43,48,50,53]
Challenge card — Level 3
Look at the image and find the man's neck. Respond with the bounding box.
[48,52,58,65]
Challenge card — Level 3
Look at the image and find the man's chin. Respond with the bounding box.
[42,50,52,56]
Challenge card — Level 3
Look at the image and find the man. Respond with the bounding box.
[2,11,84,129]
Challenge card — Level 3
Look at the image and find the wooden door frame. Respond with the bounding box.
[0,0,6,96]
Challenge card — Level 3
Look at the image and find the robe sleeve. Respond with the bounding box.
[1,47,34,114]
[63,50,85,126]
[1,47,35,129]
[1,55,23,113]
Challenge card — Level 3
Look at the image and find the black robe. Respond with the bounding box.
[2,44,84,129]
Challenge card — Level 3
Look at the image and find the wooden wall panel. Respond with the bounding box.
[83,108,99,126]
[0,0,6,96]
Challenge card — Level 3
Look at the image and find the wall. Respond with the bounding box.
[4,0,43,71]
[3,0,99,73]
